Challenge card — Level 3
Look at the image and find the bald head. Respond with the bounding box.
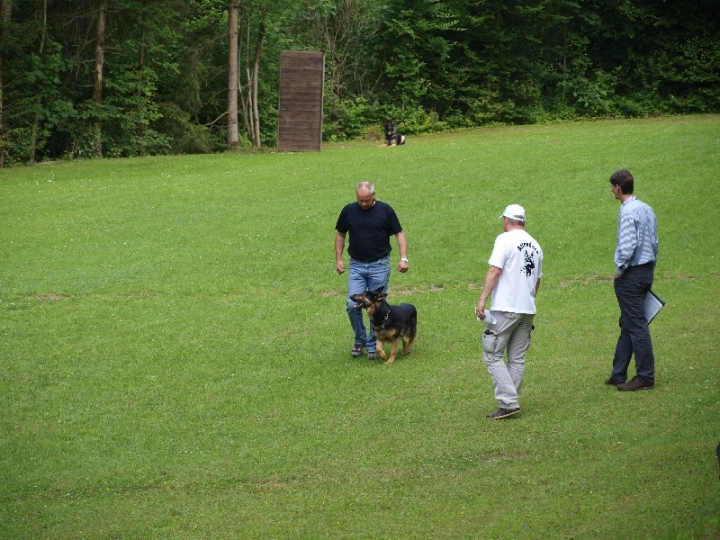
[356,181,375,196]
[355,182,376,210]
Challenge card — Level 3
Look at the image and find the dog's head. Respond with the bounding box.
[351,287,387,317]
[384,120,396,137]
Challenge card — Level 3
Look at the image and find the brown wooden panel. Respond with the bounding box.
[277,51,324,152]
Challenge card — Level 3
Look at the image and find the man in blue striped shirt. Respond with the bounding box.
[606,169,659,391]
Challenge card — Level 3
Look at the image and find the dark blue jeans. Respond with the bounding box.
[612,262,655,383]
[346,257,391,352]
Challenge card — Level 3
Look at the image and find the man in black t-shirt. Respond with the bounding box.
[335,182,409,359]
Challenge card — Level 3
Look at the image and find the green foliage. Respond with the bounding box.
[101,67,170,157]
[64,101,101,159]
[155,103,227,154]
[383,105,445,135]
[383,52,431,105]
[324,96,376,141]
[1,0,720,164]
[1,15,67,163]
[378,0,459,112]
[655,34,720,113]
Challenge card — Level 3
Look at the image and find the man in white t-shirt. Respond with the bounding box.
[475,204,543,419]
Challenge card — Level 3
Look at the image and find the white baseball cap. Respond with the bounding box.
[500,204,526,222]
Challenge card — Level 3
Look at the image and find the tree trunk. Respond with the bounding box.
[135,0,146,155]
[92,0,108,158]
[238,1,266,149]
[250,21,264,148]
[240,13,253,145]
[0,0,12,168]
[28,0,47,163]
[227,1,239,149]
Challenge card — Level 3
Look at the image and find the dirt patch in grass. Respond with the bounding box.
[322,285,445,297]
[559,276,614,287]
[34,293,72,301]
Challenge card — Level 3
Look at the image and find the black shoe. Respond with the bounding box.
[367,351,379,360]
[486,407,520,419]
[605,376,625,387]
[617,376,654,391]
[351,344,364,358]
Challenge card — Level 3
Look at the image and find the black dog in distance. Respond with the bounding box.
[384,120,406,146]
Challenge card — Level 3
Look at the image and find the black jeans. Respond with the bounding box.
[612,262,656,383]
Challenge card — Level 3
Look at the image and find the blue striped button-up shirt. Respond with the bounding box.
[615,195,658,274]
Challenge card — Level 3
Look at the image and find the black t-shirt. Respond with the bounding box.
[335,201,403,262]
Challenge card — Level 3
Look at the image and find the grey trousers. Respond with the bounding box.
[482,311,535,409]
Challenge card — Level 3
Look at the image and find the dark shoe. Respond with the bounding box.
[351,344,364,358]
[617,376,654,391]
[367,351,379,360]
[486,407,520,419]
[605,376,625,387]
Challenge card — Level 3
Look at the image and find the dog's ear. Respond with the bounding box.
[375,287,384,295]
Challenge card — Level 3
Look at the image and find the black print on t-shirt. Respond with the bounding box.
[522,251,535,276]
[517,242,538,277]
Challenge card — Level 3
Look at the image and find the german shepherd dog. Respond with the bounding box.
[384,120,406,146]
[351,287,417,363]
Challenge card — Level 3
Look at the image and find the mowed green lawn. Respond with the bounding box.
[1,115,719,539]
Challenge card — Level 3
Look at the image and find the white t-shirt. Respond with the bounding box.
[487,228,543,314]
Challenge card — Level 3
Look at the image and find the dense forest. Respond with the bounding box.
[1,0,718,165]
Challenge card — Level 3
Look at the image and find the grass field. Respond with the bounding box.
[1,115,719,539]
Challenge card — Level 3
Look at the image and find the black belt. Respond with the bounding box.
[352,256,389,263]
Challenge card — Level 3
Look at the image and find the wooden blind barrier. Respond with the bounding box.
[277,51,325,152]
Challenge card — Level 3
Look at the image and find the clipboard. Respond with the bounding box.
[645,290,665,324]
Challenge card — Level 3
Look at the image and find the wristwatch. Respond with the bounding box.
[400,257,409,263]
